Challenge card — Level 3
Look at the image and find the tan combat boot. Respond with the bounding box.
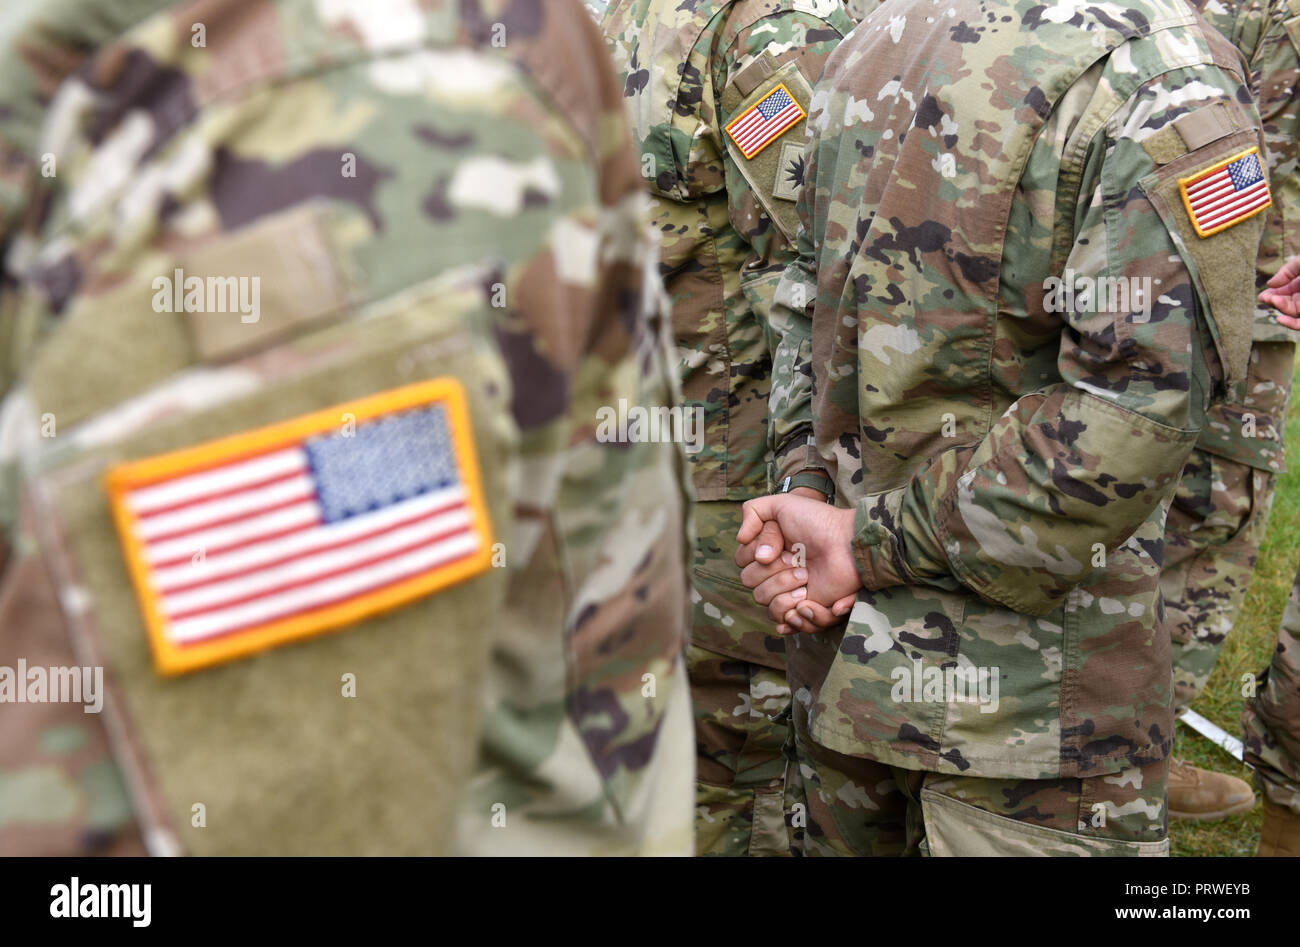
[1257,798,1300,856]
[1168,757,1255,820]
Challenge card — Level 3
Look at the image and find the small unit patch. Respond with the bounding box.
[1179,147,1272,238]
[773,140,807,202]
[105,379,493,675]
[726,83,806,160]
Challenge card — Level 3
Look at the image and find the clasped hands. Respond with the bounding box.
[733,490,862,635]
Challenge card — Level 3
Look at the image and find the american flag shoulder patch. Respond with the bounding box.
[106,378,494,675]
[725,83,806,160]
[1179,147,1272,238]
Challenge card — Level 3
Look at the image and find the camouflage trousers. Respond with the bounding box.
[1162,340,1293,715]
[689,500,796,856]
[1243,560,1300,816]
[1162,453,1277,714]
[789,690,1170,856]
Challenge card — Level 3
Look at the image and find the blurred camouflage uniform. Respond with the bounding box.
[1243,558,1300,851]
[0,0,186,859]
[1162,0,1300,719]
[0,0,693,856]
[769,0,1264,855]
[599,0,856,855]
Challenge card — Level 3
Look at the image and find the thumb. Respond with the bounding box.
[752,519,786,564]
[831,594,858,616]
[737,494,781,545]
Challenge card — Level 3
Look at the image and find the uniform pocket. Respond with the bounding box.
[921,788,1169,856]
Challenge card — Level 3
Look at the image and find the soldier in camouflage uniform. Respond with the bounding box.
[597,0,857,856]
[0,0,693,856]
[1244,261,1300,855]
[1158,0,1300,821]
[739,0,1266,855]
[1243,555,1300,855]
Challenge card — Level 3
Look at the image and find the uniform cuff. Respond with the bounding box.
[772,435,824,487]
[851,490,910,591]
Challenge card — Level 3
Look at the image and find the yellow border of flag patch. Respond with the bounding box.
[104,378,495,676]
[725,82,807,160]
[1178,147,1272,239]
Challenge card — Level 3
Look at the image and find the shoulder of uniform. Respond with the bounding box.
[607,0,734,47]
[717,0,853,47]
[1193,12,1255,78]
[485,0,626,162]
[1102,11,1249,91]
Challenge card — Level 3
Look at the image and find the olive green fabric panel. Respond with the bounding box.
[720,59,814,243]
[39,292,512,855]
[1141,130,1267,387]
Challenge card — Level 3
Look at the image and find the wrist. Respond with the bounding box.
[778,470,834,502]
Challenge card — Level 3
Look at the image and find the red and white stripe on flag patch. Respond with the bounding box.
[106,378,494,675]
[725,83,806,160]
[1179,147,1272,238]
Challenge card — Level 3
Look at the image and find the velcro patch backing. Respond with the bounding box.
[105,378,493,674]
[773,141,807,203]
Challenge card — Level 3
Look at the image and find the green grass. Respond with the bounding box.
[1169,361,1300,857]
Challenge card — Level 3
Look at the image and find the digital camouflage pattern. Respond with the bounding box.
[686,502,798,854]
[599,0,855,855]
[842,0,879,19]
[1162,0,1300,716]
[0,539,144,856]
[1243,558,1300,815]
[1164,453,1277,712]
[687,623,794,854]
[0,0,182,858]
[0,0,694,856]
[769,0,1265,825]
[790,659,1170,855]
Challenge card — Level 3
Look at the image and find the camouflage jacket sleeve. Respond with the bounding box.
[766,142,823,486]
[852,69,1258,618]
[601,0,849,500]
[715,5,847,495]
[714,3,849,272]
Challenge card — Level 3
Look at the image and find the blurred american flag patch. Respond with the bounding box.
[106,379,493,674]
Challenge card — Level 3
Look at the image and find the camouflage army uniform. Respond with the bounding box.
[768,0,1265,855]
[600,0,863,858]
[0,0,189,858]
[599,0,856,856]
[0,0,693,856]
[842,0,877,18]
[1161,0,1300,716]
[1243,559,1300,819]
